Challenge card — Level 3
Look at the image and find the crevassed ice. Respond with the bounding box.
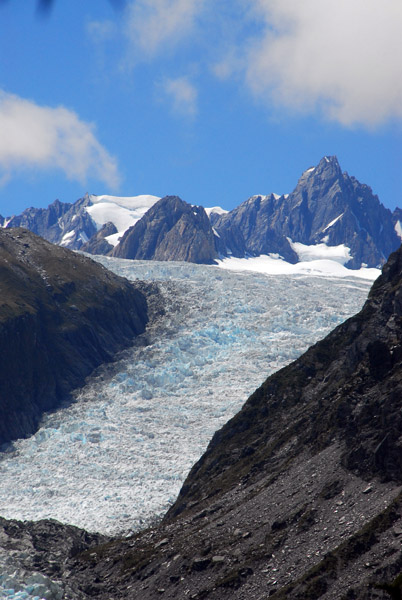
[0,259,372,539]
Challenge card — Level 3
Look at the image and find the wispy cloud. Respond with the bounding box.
[87,19,117,43]
[125,0,204,60]
[161,76,198,116]
[0,91,120,187]
[245,0,402,126]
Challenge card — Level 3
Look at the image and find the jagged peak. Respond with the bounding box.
[316,155,342,174]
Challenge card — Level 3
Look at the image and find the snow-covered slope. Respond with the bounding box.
[86,194,160,246]
[217,253,380,279]
[0,259,374,537]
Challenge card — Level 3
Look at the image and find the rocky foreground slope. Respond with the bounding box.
[3,248,402,598]
[0,228,149,447]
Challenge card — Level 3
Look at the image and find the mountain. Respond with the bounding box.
[3,231,402,598]
[4,193,160,251]
[111,195,218,263]
[0,227,150,447]
[5,196,96,248]
[3,157,401,268]
[213,156,401,268]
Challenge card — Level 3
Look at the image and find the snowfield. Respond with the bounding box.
[86,194,160,246]
[0,259,376,542]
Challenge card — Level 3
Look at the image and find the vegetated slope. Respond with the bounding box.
[58,244,402,599]
[0,227,149,446]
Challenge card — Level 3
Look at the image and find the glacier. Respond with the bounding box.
[0,258,379,600]
[0,258,374,543]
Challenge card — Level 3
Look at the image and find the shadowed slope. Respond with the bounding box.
[0,228,148,446]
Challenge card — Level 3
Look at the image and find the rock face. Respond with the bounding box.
[212,193,299,263]
[81,221,116,255]
[6,196,97,249]
[0,517,107,600]
[4,240,402,598]
[112,196,218,264]
[0,227,148,447]
[213,156,400,268]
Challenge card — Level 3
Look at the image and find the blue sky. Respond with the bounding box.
[0,0,401,217]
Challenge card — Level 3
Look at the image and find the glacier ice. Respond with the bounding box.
[0,259,373,540]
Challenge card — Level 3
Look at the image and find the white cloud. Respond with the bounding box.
[90,0,402,128]
[161,76,198,116]
[125,0,204,59]
[245,0,402,126]
[0,91,120,187]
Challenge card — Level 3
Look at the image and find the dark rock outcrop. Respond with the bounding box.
[212,193,299,262]
[81,221,116,255]
[112,196,218,264]
[0,227,148,446]
[0,516,108,600]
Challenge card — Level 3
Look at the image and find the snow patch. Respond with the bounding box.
[395,220,402,241]
[59,230,75,246]
[217,253,380,281]
[205,206,228,218]
[79,231,89,244]
[322,213,344,232]
[289,239,352,266]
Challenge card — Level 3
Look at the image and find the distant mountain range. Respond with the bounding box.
[3,156,401,269]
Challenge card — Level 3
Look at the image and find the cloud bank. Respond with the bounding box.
[246,0,402,126]
[0,91,120,187]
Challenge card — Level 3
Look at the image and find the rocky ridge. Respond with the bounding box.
[0,227,149,447]
[213,156,400,268]
[5,196,97,249]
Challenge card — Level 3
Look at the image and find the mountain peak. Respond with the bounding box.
[315,154,342,174]
[112,195,218,263]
